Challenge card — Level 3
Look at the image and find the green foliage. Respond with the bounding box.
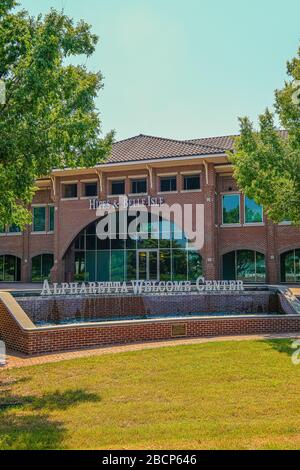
[232,46,300,224]
[0,1,113,227]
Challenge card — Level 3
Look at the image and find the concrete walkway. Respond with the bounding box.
[1,333,299,370]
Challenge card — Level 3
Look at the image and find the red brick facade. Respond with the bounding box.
[0,135,300,285]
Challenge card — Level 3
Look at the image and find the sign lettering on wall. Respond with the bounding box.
[40,278,244,296]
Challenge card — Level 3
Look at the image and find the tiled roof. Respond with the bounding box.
[106,130,288,165]
[108,134,225,164]
[186,135,237,151]
[187,130,288,151]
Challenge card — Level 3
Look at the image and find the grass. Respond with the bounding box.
[0,338,300,450]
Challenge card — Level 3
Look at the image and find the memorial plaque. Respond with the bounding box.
[171,323,187,338]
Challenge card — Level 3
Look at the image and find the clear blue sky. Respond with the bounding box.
[21,0,300,141]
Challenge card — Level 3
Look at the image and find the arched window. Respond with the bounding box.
[281,250,300,283]
[66,213,203,283]
[223,250,266,283]
[0,255,21,282]
[31,254,54,282]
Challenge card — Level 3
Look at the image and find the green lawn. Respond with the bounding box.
[1,339,300,450]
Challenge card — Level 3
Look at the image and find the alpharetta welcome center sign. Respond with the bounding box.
[41,278,244,296]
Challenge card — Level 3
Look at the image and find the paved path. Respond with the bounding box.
[1,333,299,370]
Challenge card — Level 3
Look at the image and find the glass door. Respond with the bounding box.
[137,250,159,281]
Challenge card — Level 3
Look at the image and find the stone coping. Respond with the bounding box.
[1,287,299,334]
[0,291,35,330]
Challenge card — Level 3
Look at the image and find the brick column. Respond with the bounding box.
[203,163,218,280]
[21,227,30,282]
[50,177,63,283]
[266,219,278,284]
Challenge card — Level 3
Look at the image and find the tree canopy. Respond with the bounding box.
[232,46,300,224]
[0,0,113,227]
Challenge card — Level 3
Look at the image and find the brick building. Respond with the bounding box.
[0,133,299,285]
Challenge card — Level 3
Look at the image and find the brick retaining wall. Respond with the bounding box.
[1,298,300,355]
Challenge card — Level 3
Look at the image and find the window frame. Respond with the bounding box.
[110,179,126,196]
[130,178,148,195]
[61,182,78,200]
[32,205,47,233]
[82,181,98,199]
[182,174,201,192]
[48,205,55,233]
[221,193,241,226]
[243,196,264,225]
[159,176,177,193]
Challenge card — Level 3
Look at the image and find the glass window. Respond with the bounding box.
[63,183,77,199]
[33,207,46,232]
[31,254,54,282]
[236,250,256,282]
[84,182,97,197]
[172,250,188,281]
[245,197,263,224]
[75,252,86,282]
[0,255,21,282]
[111,180,125,196]
[111,251,125,281]
[188,251,203,281]
[160,176,177,192]
[281,250,300,283]
[222,194,240,224]
[71,213,202,283]
[223,250,266,283]
[183,175,201,191]
[49,206,55,232]
[131,179,147,194]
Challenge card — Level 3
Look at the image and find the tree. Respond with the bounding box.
[231,45,300,224]
[0,0,113,227]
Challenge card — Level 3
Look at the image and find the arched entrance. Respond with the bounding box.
[64,213,202,283]
[281,249,300,283]
[0,255,21,282]
[222,250,266,283]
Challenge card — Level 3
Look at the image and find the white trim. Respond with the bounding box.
[180,170,202,175]
[128,175,148,179]
[180,189,202,194]
[31,231,47,235]
[157,191,178,195]
[31,204,47,208]
[128,193,148,197]
[80,178,98,183]
[220,191,241,196]
[50,152,227,175]
[107,194,126,198]
[278,221,292,226]
[243,223,265,227]
[157,172,178,177]
[220,224,242,228]
[6,232,22,237]
[80,196,98,200]
[107,176,126,181]
[61,180,79,185]
[94,153,226,169]
[61,197,79,202]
